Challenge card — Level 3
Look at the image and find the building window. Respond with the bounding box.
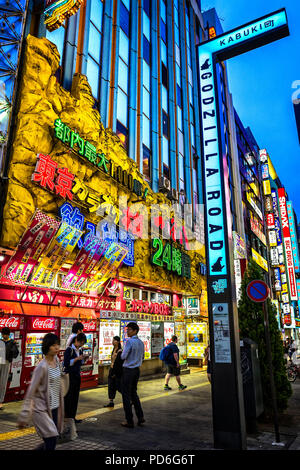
[116,120,128,149]
[162,111,169,137]
[143,36,150,64]
[143,144,151,181]
[162,63,168,88]
[120,1,130,36]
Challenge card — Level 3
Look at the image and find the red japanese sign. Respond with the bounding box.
[0,316,22,329]
[32,154,74,200]
[30,317,57,330]
[266,213,275,229]
[129,300,171,315]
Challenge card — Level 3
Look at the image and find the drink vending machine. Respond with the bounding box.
[22,316,60,393]
[59,318,99,389]
[0,314,25,402]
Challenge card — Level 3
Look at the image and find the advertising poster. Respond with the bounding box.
[62,237,108,291]
[120,320,131,346]
[99,319,120,363]
[175,322,187,365]
[4,210,60,285]
[186,322,207,359]
[164,322,175,346]
[88,242,128,290]
[137,321,151,360]
[31,221,82,287]
[212,304,231,363]
[151,322,164,357]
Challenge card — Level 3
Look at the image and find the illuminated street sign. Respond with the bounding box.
[198,8,289,450]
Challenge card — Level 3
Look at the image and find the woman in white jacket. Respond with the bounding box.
[17,333,65,451]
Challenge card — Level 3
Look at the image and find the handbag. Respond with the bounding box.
[61,372,70,397]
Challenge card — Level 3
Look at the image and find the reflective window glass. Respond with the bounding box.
[117,88,128,126]
[162,85,168,112]
[143,115,150,148]
[90,0,103,30]
[120,1,130,36]
[86,57,99,97]
[143,11,150,41]
[143,60,150,90]
[143,87,150,118]
[118,59,128,93]
[119,30,129,63]
[46,26,65,64]
[88,23,101,61]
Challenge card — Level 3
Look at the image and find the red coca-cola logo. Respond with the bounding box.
[82,321,96,332]
[0,316,20,329]
[32,317,56,330]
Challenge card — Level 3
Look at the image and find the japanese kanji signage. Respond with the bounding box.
[128,300,171,315]
[53,119,148,199]
[150,238,191,279]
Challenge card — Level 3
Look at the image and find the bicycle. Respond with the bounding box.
[286,362,300,382]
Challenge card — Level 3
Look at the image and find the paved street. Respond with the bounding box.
[0,368,300,452]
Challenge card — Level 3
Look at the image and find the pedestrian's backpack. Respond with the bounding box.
[159,345,172,362]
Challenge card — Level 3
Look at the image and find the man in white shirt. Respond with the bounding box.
[121,322,145,428]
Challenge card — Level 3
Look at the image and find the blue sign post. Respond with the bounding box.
[198,9,289,449]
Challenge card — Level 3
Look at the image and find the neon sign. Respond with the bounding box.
[53,119,148,199]
[44,0,84,32]
[150,238,191,279]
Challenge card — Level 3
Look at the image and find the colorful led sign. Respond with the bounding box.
[278,188,297,301]
[44,0,84,32]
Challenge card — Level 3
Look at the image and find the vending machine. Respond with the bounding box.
[80,319,99,389]
[59,317,99,389]
[0,314,25,402]
[22,316,60,392]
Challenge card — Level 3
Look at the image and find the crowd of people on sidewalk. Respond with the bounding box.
[0,321,192,451]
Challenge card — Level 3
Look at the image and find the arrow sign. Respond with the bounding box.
[246,280,269,303]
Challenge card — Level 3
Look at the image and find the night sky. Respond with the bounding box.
[201,0,300,219]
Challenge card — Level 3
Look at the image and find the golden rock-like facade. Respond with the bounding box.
[1,34,205,296]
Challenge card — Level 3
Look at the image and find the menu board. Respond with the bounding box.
[151,322,164,357]
[164,322,175,346]
[175,322,187,365]
[137,321,151,360]
[186,322,207,359]
[99,319,120,363]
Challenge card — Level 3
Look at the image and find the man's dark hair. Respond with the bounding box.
[72,322,84,334]
[71,332,87,345]
[126,322,139,333]
[171,335,178,342]
[42,333,60,355]
[1,327,10,336]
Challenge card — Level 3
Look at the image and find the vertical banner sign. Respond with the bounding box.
[198,9,289,449]
[286,202,300,273]
[278,189,297,301]
[4,210,60,285]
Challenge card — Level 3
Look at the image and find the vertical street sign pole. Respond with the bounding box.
[262,300,282,445]
[198,10,289,449]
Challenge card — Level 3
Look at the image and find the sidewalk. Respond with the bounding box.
[0,368,299,451]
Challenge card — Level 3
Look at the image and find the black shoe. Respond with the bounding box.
[104,402,114,408]
[75,419,83,424]
[121,421,134,428]
[138,418,145,426]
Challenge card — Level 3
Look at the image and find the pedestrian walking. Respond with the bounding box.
[17,333,64,451]
[163,335,187,391]
[204,342,211,383]
[66,321,84,348]
[120,322,145,428]
[290,339,298,364]
[0,327,19,410]
[63,332,87,440]
[103,336,123,408]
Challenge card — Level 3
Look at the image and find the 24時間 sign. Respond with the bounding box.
[278,188,297,301]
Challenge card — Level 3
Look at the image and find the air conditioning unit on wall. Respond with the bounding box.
[168,188,179,201]
[159,176,171,193]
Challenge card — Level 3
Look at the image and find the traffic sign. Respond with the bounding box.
[246,280,269,303]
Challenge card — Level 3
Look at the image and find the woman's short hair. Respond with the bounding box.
[42,333,60,355]
[72,322,84,334]
[71,332,87,345]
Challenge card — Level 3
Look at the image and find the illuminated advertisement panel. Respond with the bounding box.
[286,201,300,273]
[278,188,297,301]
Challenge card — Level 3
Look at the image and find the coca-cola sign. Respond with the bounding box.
[0,316,21,329]
[82,321,97,332]
[31,317,56,330]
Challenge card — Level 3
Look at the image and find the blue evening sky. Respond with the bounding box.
[201,0,300,219]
